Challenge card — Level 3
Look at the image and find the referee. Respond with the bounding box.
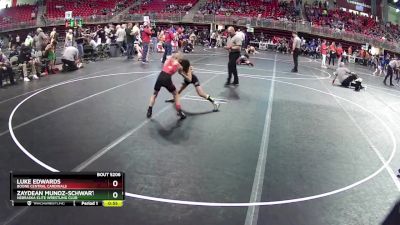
[224,26,242,86]
[291,32,301,73]
[384,59,399,86]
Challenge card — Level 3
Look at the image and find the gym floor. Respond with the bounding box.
[1,47,400,225]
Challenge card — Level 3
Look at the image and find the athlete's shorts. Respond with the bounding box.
[154,71,176,93]
[183,74,200,87]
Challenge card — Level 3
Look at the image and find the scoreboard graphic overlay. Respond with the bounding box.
[10,172,124,207]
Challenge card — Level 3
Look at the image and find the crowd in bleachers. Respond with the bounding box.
[0,4,38,29]
[45,0,135,18]
[304,0,400,43]
[132,0,197,14]
[197,0,299,21]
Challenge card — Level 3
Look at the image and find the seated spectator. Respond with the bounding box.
[19,43,38,81]
[9,46,19,58]
[0,50,16,87]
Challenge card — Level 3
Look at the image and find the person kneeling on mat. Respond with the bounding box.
[332,62,364,91]
[165,58,220,112]
[61,46,83,72]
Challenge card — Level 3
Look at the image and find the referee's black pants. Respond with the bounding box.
[228,51,240,84]
[293,48,300,71]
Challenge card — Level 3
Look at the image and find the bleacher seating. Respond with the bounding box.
[46,0,134,19]
[131,0,197,14]
[0,5,36,29]
[198,0,297,20]
[304,4,400,42]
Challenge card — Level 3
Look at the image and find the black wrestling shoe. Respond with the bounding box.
[165,99,175,103]
[291,69,298,73]
[177,111,186,120]
[146,108,152,118]
[232,82,239,86]
[224,82,231,87]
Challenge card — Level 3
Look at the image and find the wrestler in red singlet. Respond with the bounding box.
[146,53,186,119]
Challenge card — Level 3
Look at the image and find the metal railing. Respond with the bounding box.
[1,13,399,52]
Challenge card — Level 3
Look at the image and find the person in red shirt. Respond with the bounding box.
[147,53,186,119]
[141,23,152,64]
[161,24,175,64]
[321,40,328,68]
[336,43,343,64]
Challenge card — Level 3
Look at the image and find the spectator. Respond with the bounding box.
[321,39,328,68]
[116,24,126,55]
[0,50,15,87]
[19,43,38,81]
[34,28,47,51]
[162,24,175,64]
[141,23,152,64]
[61,46,82,72]
[125,23,135,60]
[328,41,336,67]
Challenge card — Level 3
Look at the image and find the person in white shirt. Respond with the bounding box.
[131,23,140,41]
[237,29,245,48]
[61,46,82,71]
[116,24,126,55]
[24,35,33,48]
[65,29,73,47]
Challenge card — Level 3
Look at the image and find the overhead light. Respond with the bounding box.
[395,0,399,3]
[397,8,400,12]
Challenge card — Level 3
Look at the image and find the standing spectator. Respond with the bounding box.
[291,32,301,73]
[34,28,48,52]
[96,25,106,44]
[336,43,343,64]
[15,35,21,47]
[8,34,14,50]
[24,34,34,48]
[125,23,135,60]
[210,30,217,48]
[321,40,328,68]
[75,28,85,60]
[162,24,175,64]
[131,23,140,41]
[116,24,126,55]
[50,27,58,43]
[328,41,336,67]
[348,46,353,56]
[189,32,196,46]
[224,26,242,86]
[150,27,158,53]
[141,23,152,64]
[65,29,74,48]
